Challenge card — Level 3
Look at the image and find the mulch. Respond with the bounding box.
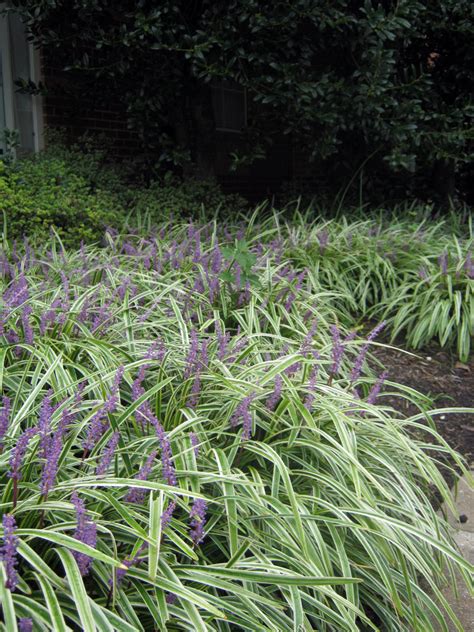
[369,340,473,490]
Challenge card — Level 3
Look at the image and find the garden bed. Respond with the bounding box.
[0,214,471,631]
[372,341,473,490]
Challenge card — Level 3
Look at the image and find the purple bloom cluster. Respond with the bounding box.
[183,330,200,380]
[21,305,34,345]
[157,428,177,487]
[231,393,256,440]
[367,371,389,405]
[145,338,166,362]
[3,274,29,309]
[465,252,474,279]
[318,230,329,253]
[266,375,283,412]
[114,543,147,587]
[8,427,39,482]
[83,366,124,453]
[350,321,386,383]
[71,491,97,577]
[40,297,62,335]
[129,363,177,487]
[161,499,177,532]
[125,449,157,504]
[1,514,19,591]
[184,332,209,409]
[304,363,320,411]
[189,498,207,547]
[438,252,448,275]
[96,431,120,476]
[418,266,429,281]
[284,271,305,312]
[216,321,230,361]
[190,431,200,457]
[40,410,70,498]
[18,619,33,632]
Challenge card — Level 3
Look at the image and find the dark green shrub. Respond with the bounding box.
[132,174,248,219]
[41,131,129,199]
[0,146,248,246]
[0,154,126,247]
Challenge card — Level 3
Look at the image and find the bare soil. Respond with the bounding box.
[370,341,474,489]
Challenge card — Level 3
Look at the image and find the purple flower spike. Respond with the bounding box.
[114,543,147,587]
[367,371,389,405]
[350,321,386,383]
[41,423,65,497]
[125,450,158,504]
[190,432,199,457]
[83,366,123,453]
[464,252,474,279]
[211,246,222,274]
[301,319,318,357]
[71,492,97,577]
[231,393,256,440]
[160,436,177,487]
[146,338,166,362]
[96,431,120,476]
[318,230,329,253]
[184,330,199,380]
[3,274,29,309]
[418,266,429,280]
[216,322,230,361]
[18,619,33,632]
[304,364,320,411]
[266,375,283,412]
[438,252,448,275]
[161,500,177,532]
[189,498,207,547]
[166,592,177,605]
[0,396,11,450]
[1,514,19,591]
[186,373,201,410]
[21,305,34,345]
[8,427,39,482]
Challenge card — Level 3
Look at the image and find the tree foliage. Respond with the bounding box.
[7,0,474,199]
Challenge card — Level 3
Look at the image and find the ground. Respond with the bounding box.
[372,340,474,488]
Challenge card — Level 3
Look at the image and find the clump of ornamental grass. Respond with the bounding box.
[0,218,471,631]
[279,210,472,358]
[377,240,473,361]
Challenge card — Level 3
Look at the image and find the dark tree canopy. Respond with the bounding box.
[6,0,474,201]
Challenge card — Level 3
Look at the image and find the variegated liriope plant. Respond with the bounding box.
[0,215,471,631]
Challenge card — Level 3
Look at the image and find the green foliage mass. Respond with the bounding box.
[6,0,474,199]
[0,152,126,246]
[133,175,248,221]
[0,147,248,246]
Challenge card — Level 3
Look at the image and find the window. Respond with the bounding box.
[0,5,43,157]
[211,80,246,133]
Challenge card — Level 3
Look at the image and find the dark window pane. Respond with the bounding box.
[212,81,246,131]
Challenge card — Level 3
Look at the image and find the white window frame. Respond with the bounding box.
[212,81,247,134]
[0,4,44,154]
